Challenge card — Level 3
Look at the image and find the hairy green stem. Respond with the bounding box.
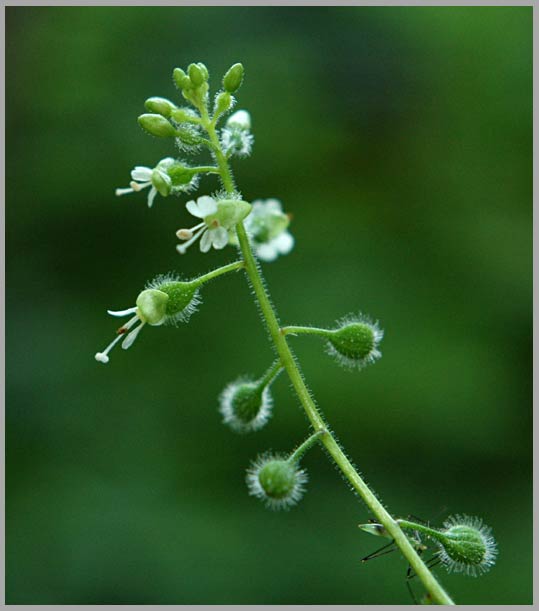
[195,260,244,286]
[281,325,333,337]
[288,430,327,464]
[202,108,454,605]
[258,360,283,389]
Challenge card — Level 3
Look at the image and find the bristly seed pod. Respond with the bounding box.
[435,515,498,576]
[223,63,244,93]
[246,454,308,510]
[219,378,272,433]
[326,314,383,370]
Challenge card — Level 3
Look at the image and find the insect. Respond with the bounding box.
[359,516,442,604]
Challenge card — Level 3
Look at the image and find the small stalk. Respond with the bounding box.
[288,430,327,464]
[194,261,244,287]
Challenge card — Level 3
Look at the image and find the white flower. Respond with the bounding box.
[115,157,174,208]
[176,196,251,255]
[221,109,254,158]
[244,199,294,262]
[94,307,147,364]
[226,110,251,130]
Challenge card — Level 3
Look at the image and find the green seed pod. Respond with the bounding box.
[167,164,196,186]
[155,277,201,324]
[173,67,189,90]
[326,316,383,370]
[144,96,177,118]
[246,454,307,510]
[138,114,177,138]
[219,379,272,433]
[435,515,498,576]
[188,62,205,87]
[223,63,244,93]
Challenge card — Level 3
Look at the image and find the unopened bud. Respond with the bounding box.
[173,67,189,90]
[326,316,383,370]
[223,63,244,93]
[188,63,205,87]
[138,114,177,138]
[144,96,177,118]
[219,379,272,433]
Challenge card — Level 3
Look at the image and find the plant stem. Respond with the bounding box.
[258,360,283,389]
[195,260,244,286]
[281,325,332,337]
[202,113,454,606]
[288,430,327,464]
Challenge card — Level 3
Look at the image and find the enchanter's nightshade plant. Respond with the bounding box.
[95,61,497,604]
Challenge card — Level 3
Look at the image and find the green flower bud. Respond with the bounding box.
[167,164,197,186]
[326,316,383,370]
[223,63,244,93]
[144,96,177,118]
[214,91,232,118]
[196,62,209,81]
[188,62,205,87]
[136,289,169,326]
[138,114,177,138]
[173,67,189,90]
[246,454,307,510]
[435,515,498,576]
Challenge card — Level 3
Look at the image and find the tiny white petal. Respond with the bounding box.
[147,186,157,208]
[196,196,218,217]
[121,322,145,349]
[275,231,294,254]
[256,243,278,262]
[212,227,229,249]
[264,199,283,213]
[186,200,203,218]
[107,307,138,317]
[200,230,213,252]
[131,167,153,181]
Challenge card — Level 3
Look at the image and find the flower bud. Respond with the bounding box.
[219,378,273,433]
[326,315,383,370]
[144,96,177,118]
[223,63,244,93]
[173,67,189,90]
[136,289,169,326]
[196,62,209,81]
[188,62,205,87]
[167,164,196,186]
[435,515,498,576]
[246,454,308,510]
[214,91,232,117]
[138,114,177,138]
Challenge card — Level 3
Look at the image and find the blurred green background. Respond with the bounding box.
[6,6,532,604]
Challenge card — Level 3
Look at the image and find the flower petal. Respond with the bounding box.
[121,322,145,349]
[131,167,153,181]
[107,307,138,317]
[256,243,278,262]
[212,226,229,249]
[147,187,157,208]
[186,200,203,218]
[200,229,213,252]
[196,196,218,217]
[275,231,294,254]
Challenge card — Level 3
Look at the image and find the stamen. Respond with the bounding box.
[130,180,151,192]
[94,332,124,364]
[176,222,205,241]
[176,225,207,255]
[115,187,134,196]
